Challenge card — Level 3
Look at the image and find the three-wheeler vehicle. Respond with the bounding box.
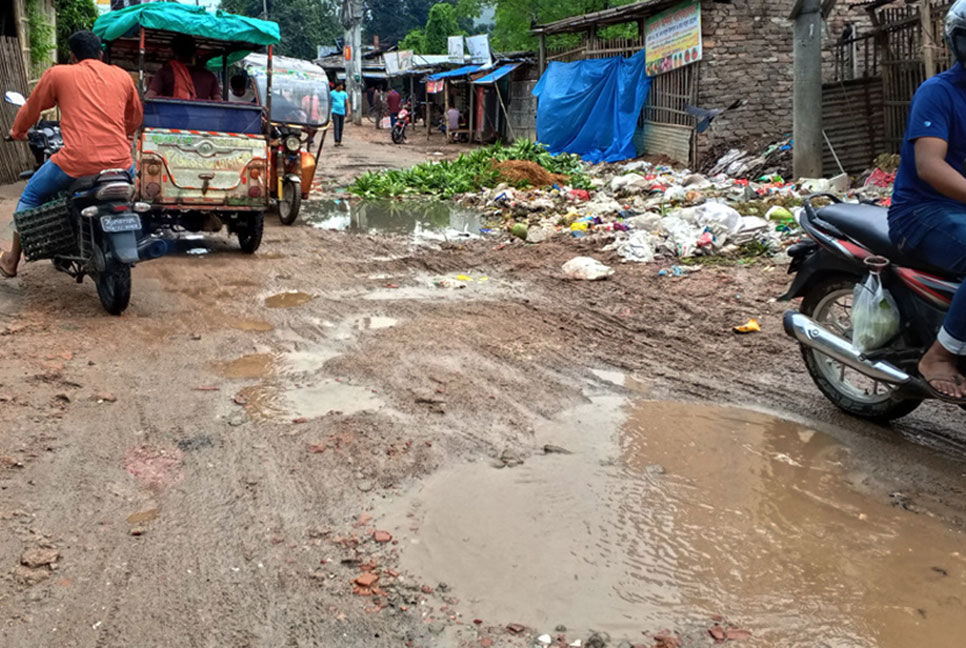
[93,3,281,253]
[242,53,330,225]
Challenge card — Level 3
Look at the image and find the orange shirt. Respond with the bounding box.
[12,59,143,178]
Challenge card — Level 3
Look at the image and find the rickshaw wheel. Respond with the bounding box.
[238,212,264,254]
[278,181,301,226]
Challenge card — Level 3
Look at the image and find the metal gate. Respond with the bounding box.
[640,63,699,164]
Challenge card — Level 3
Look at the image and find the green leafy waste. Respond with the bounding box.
[349,140,592,199]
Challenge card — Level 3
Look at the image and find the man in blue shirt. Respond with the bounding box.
[330,82,349,146]
[889,0,966,400]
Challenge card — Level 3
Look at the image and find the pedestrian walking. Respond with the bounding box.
[331,82,349,146]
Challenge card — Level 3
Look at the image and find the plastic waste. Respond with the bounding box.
[562,256,614,280]
[852,272,900,352]
[604,230,656,262]
[733,318,761,334]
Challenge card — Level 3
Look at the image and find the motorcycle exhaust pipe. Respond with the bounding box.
[138,237,168,260]
[782,311,912,384]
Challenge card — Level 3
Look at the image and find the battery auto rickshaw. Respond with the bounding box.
[242,54,330,225]
[93,4,281,253]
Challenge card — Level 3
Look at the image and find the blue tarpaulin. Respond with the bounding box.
[532,49,651,163]
[472,63,520,85]
[426,65,483,81]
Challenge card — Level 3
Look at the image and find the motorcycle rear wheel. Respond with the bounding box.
[95,260,131,316]
[800,276,922,422]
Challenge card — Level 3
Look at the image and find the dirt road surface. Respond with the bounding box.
[1,125,966,648]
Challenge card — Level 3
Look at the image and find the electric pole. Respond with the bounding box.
[791,0,823,179]
[341,0,364,125]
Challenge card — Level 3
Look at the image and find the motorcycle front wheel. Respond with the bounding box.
[95,260,131,316]
[278,180,301,226]
[391,126,405,144]
[800,276,921,422]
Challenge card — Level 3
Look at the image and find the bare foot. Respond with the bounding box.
[0,250,17,278]
[919,341,966,400]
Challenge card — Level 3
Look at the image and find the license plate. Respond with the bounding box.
[100,214,141,233]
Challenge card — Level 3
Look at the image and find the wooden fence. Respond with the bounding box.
[0,36,35,185]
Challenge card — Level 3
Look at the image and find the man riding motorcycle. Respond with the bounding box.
[888,0,966,400]
[0,30,142,279]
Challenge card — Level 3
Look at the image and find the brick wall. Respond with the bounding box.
[695,0,796,160]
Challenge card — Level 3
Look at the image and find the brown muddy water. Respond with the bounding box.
[265,291,315,308]
[382,399,966,647]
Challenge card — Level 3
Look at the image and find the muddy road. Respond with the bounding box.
[2,132,966,647]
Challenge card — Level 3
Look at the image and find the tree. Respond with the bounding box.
[55,0,99,64]
[399,29,427,54]
[364,0,480,48]
[423,3,460,54]
[220,0,340,60]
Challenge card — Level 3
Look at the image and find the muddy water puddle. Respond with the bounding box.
[238,380,384,421]
[383,400,966,646]
[229,318,275,332]
[304,199,483,239]
[217,353,276,379]
[265,291,315,308]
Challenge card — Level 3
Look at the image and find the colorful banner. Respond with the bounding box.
[645,1,701,77]
[426,80,444,94]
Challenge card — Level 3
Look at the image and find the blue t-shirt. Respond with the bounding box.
[891,63,966,216]
[331,90,348,116]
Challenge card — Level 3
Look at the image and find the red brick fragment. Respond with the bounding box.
[373,530,392,543]
[355,572,379,588]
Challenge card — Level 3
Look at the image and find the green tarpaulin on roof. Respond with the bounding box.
[93,4,280,46]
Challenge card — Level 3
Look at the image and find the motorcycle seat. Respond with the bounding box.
[816,202,956,277]
[68,170,132,194]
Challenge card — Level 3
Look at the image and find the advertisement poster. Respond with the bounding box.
[384,50,414,76]
[447,35,465,63]
[465,34,491,66]
[645,1,702,77]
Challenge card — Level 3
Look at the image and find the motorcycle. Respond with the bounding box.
[391,106,410,145]
[4,90,162,315]
[780,193,956,421]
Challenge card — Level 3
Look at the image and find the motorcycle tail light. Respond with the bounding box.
[249,186,262,198]
[95,182,134,201]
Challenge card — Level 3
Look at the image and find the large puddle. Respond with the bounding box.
[303,199,484,239]
[382,399,966,646]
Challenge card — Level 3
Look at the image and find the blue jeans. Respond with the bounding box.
[889,203,966,353]
[17,159,77,211]
[390,112,398,128]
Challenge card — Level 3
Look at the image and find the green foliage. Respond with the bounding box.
[219,0,339,59]
[349,140,590,199]
[424,3,461,54]
[365,0,480,47]
[399,29,427,54]
[492,0,640,53]
[54,0,99,64]
[26,0,55,75]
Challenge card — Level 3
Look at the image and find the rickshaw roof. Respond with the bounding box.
[242,53,328,80]
[93,4,281,48]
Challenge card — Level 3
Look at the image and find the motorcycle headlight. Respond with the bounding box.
[284,135,300,153]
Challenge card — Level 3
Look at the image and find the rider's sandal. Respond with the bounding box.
[0,252,15,279]
[921,375,966,404]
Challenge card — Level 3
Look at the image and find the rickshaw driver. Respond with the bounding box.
[147,34,221,100]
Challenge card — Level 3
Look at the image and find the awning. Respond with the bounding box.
[472,63,520,85]
[425,65,482,81]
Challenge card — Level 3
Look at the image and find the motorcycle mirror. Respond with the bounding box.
[4,91,26,106]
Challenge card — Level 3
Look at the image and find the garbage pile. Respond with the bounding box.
[454,148,897,264]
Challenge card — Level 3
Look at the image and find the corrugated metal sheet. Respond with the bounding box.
[641,121,692,164]
[822,77,886,176]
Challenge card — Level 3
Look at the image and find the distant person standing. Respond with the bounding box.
[373,86,386,129]
[386,87,401,128]
[446,104,460,142]
[330,82,349,146]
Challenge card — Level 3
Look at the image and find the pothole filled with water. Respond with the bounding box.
[303,199,484,239]
[381,399,966,646]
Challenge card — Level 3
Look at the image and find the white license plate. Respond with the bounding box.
[100,214,141,233]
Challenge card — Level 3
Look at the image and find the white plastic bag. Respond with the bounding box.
[852,273,900,352]
[562,256,614,281]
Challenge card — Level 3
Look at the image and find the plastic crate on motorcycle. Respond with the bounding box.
[13,198,77,261]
